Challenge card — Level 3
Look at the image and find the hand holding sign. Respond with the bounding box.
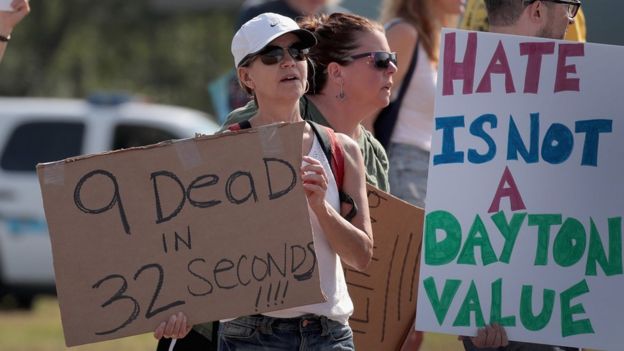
[462,323,509,349]
[0,0,30,34]
[153,312,191,340]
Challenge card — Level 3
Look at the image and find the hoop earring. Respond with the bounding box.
[336,81,345,101]
[303,80,310,94]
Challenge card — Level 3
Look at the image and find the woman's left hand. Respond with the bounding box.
[153,312,192,340]
[301,155,328,212]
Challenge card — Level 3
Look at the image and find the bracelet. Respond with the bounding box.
[0,34,10,42]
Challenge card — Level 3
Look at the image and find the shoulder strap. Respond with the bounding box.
[384,18,404,31]
[326,128,345,190]
[395,39,420,104]
[307,121,357,222]
[307,121,341,188]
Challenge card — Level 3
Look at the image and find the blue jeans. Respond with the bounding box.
[388,142,430,208]
[218,314,354,351]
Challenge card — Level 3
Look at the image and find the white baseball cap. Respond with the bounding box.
[231,12,317,67]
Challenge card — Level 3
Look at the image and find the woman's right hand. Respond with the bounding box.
[458,323,509,348]
[0,0,30,33]
[153,312,192,340]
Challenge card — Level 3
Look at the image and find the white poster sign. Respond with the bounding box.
[416,29,624,350]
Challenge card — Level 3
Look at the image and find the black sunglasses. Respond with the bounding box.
[243,43,310,66]
[526,0,581,18]
[349,51,397,70]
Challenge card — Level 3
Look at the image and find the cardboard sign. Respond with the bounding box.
[416,29,624,350]
[37,122,324,346]
[347,184,424,351]
[0,0,13,12]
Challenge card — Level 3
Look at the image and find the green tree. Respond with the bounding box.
[0,0,237,114]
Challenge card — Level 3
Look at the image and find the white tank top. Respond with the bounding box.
[260,134,353,324]
[390,43,437,151]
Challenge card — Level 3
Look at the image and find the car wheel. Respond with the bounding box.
[15,294,34,310]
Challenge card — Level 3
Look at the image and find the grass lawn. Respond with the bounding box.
[0,296,154,351]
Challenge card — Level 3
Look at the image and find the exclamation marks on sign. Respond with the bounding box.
[255,281,289,312]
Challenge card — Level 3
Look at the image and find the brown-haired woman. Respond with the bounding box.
[367,0,465,350]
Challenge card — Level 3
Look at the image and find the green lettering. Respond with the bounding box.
[560,279,594,337]
[490,278,516,326]
[553,217,586,267]
[492,211,526,263]
[457,215,498,266]
[425,211,462,265]
[423,277,461,325]
[585,217,623,276]
[453,280,486,327]
[519,285,554,331]
[528,214,562,265]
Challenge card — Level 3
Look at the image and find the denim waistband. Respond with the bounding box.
[231,314,331,336]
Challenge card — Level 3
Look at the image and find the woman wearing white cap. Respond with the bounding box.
[153,12,373,351]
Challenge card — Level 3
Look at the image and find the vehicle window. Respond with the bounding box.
[0,121,84,172]
[112,124,178,150]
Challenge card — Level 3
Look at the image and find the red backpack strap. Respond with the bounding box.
[307,121,357,222]
[328,130,357,222]
[325,127,344,190]
[227,120,252,131]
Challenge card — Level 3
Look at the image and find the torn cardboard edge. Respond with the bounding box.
[35,122,298,170]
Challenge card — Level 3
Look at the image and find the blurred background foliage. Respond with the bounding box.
[0,0,238,114]
[0,0,622,117]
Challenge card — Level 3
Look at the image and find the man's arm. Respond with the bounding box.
[0,0,30,63]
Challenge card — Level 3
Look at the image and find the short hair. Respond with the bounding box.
[298,13,383,94]
[485,0,527,26]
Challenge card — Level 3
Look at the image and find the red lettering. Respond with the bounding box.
[488,167,526,213]
[476,41,516,94]
[442,32,477,96]
[520,42,556,94]
[554,43,584,93]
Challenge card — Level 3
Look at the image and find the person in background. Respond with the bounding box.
[0,0,30,63]
[369,0,464,209]
[236,0,348,30]
[461,2,582,350]
[365,2,464,347]
[156,12,374,351]
[460,0,586,42]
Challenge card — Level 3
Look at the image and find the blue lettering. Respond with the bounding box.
[468,114,497,164]
[507,113,539,163]
[433,116,465,165]
[541,123,574,164]
[575,119,613,167]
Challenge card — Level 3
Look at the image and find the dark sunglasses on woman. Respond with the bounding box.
[349,51,397,70]
[242,43,310,66]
